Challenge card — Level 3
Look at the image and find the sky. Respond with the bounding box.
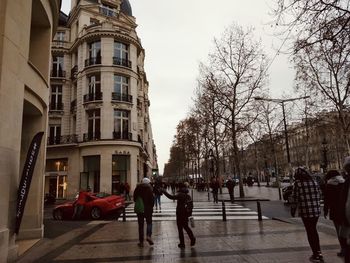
[61,0,295,174]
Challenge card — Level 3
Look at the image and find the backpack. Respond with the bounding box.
[184,194,193,216]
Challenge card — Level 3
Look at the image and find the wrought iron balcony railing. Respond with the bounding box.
[111,92,132,103]
[47,135,78,146]
[113,131,132,141]
[83,92,103,103]
[49,103,64,111]
[112,57,131,68]
[99,6,118,17]
[50,70,66,78]
[84,56,101,67]
[83,132,101,142]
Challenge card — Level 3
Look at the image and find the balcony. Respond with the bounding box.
[113,131,132,141]
[111,93,132,103]
[50,70,66,78]
[83,92,103,103]
[52,40,70,49]
[99,6,118,17]
[85,56,101,67]
[83,132,101,142]
[112,57,131,68]
[70,99,77,113]
[71,65,78,80]
[49,103,64,112]
[47,135,78,146]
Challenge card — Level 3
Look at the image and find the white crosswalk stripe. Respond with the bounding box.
[123,202,268,221]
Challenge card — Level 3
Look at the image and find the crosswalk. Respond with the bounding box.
[123,201,268,221]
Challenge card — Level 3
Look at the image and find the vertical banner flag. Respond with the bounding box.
[15,132,44,234]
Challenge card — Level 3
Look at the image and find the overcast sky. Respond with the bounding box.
[61,0,295,174]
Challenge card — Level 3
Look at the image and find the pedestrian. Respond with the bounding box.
[125,182,131,201]
[290,167,323,263]
[72,188,91,220]
[211,177,219,203]
[153,178,163,210]
[323,169,346,257]
[162,182,196,248]
[133,177,154,247]
[338,156,350,262]
[226,178,235,203]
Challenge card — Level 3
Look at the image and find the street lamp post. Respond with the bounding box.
[254,95,310,199]
[321,138,328,173]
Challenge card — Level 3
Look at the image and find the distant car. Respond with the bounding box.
[53,192,125,220]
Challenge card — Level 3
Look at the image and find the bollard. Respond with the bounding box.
[257,201,262,221]
[123,206,126,222]
[208,192,210,201]
[191,189,194,200]
[222,201,227,221]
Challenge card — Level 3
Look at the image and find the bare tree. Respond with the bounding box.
[293,24,350,154]
[273,0,350,51]
[208,24,269,197]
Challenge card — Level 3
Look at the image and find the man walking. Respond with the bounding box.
[291,167,323,262]
[226,178,235,203]
[133,177,154,247]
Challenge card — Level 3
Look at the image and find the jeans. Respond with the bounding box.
[155,195,161,208]
[72,204,84,220]
[137,212,152,243]
[334,221,347,254]
[302,217,321,255]
[176,216,195,245]
[212,191,218,203]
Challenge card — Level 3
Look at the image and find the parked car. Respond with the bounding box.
[53,192,125,220]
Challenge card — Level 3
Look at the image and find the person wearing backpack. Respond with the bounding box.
[133,177,154,247]
[162,182,196,248]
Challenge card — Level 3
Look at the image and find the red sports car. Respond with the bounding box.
[52,193,125,220]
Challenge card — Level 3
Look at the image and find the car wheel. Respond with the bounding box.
[91,207,102,220]
[53,209,63,220]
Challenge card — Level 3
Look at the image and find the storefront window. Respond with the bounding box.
[46,159,68,172]
[112,155,129,194]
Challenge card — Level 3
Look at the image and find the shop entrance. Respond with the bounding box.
[112,155,129,194]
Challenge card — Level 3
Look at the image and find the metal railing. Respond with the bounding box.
[47,135,78,145]
[50,70,66,78]
[112,57,131,68]
[113,131,132,141]
[111,93,132,103]
[83,92,103,103]
[99,6,118,17]
[83,132,101,142]
[49,103,64,111]
[84,56,101,67]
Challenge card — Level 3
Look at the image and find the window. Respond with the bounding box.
[88,74,101,95]
[50,85,63,110]
[87,109,101,140]
[46,159,68,172]
[114,110,129,139]
[49,125,61,145]
[113,42,130,67]
[100,4,117,17]
[55,31,65,41]
[113,75,129,101]
[52,56,64,77]
[89,41,101,59]
[90,18,99,25]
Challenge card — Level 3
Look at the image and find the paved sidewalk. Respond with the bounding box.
[17,217,343,263]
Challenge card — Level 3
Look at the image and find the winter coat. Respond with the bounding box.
[324,175,345,224]
[163,187,190,218]
[133,183,154,215]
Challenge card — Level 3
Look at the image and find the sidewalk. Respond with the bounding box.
[17,215,343,262]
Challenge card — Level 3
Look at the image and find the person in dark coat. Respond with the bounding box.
[324,170,346,257]
[211,177,219,203]
[133,177,154,247]
[226,178,235,203]
[162,182,196,248]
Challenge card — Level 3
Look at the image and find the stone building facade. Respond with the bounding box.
[0,0,60,261]
[46,0,157,200]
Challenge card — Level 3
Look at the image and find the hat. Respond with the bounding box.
[344,156,350,168]
[142,177,151,184]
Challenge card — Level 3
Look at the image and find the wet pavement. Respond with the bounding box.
[16,185,344,262]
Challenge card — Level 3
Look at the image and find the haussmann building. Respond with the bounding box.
[45,0,158,201]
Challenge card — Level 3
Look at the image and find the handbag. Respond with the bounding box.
[134,196,144,214]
